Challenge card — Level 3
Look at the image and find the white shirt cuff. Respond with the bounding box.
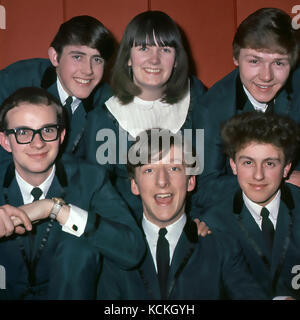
[61,204,88,237]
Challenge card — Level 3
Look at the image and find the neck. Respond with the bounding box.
[16,166,53,187]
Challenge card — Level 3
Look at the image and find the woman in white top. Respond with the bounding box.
[78,10,206,216]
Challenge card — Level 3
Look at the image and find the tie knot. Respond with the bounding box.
[260,207,270,219]
[64,96,73,108]
[159,228,167,237]
[31,187,43,201]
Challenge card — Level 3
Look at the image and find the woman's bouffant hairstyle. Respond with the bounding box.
[221,111,300,166]
[111,11,189,105]
[50,15,115,62]
[233,8,299,69]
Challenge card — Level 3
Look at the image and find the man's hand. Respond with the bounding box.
[20,199,53,222]
[0,204,32,237]
[194,218,212,237]
[286,170,300,187]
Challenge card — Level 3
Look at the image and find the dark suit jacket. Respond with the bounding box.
[199,182,300,299]
[0,159,145,299]
[77,76,206,219]
[97,217,267,300]
[0,58,113,157]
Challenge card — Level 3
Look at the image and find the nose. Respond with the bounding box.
[259,63,274,82]
[253,164,264,181]
[156,167,170,188]
[82,58,93,75]
[149,47,160,64]
[30,132,46,148]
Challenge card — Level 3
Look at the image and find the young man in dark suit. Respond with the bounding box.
[0,15,114,157]
[96,129,267,300]
[0,87,144,299]
[193,8,300,204]
[199,111,300,299]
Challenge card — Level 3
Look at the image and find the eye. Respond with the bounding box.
[144,168,153,173]
[16,129,30,136]
[170,166,181,172]
[242,160,253,166]
[137,45,148,52]
[72,55,82,61]
[161,47,172,53]
[265,161,275,168]
[249,59,258,64]
[94,56,104,64]
[42,127,55,134]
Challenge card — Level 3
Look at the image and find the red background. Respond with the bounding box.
[0,0,299,88]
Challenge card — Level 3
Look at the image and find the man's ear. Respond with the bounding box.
[283,162,292,178]
[59,128,66,145]
[0,132,12,153]
[229,158,238,175]
[48,47,59,67]
[233,56,239,67]
[187,175,196,192]
[131,178,140,196]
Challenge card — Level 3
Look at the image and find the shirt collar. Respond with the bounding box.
[243,189,281,222]
[15,165,56,204]
[243,85,268,112]
[56,77,81,113]
[142,213,187,245]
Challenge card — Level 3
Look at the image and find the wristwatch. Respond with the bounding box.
[50,197,66,220]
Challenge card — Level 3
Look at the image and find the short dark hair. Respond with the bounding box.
[111,11,189,105]
[233,8,299,69]
[0,87,65,131]
[127,128,200,179]
[50,15,115,61]
[221,111,300,165]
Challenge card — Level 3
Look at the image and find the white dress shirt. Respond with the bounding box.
[243,85,271,113]
[57,77,81,114]
[15,165,87,236]
[142,214,187,272]
[243,190,281,230]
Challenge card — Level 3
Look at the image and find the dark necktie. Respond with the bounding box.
[64,96,73,121]
[156,228,170,299]
[260,207,275,251]
[31,187,43,202]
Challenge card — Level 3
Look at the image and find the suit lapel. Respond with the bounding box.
[138,243,161,299]
[233,189,272,266]
[167,218,197,299]
[271,184,294,283]
[3,163,23,207]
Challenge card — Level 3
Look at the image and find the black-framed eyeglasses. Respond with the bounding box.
[4,125,61,144]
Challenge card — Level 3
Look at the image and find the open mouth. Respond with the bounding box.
[155,193,173,204]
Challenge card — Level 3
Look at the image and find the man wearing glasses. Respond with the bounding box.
[0,87,144,299]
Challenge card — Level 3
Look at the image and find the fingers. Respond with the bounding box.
[0,205,32,238]
[194,218,212,237]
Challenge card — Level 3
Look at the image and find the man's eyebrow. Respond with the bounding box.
[68,50,102,57]
[238,155,281,162]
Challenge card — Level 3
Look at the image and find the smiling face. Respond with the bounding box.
[128,37,176,101]
[0,103,65,186]
[131,146,196,228]
[230,142,291,206]
[48,45,104,99]
[234,48,291,103]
